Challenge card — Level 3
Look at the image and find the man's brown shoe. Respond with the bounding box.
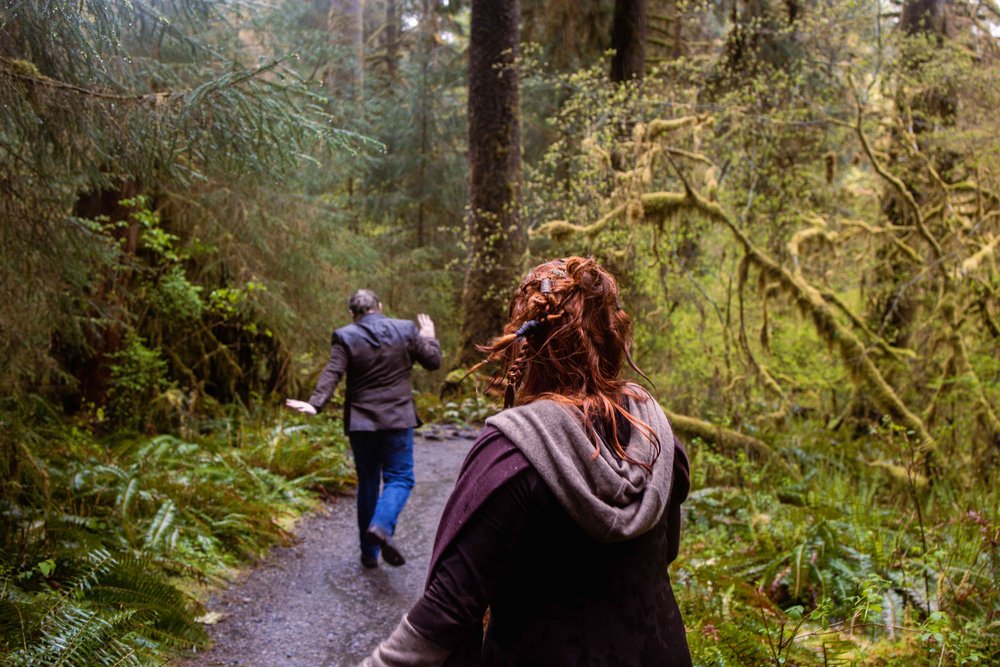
[366,526,406,567]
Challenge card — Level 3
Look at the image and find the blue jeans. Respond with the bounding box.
[349,428,415,559]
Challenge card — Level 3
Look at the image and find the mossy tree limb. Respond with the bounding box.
[538,157,938,461]
[670,155,938,457]
[662,407,799,477]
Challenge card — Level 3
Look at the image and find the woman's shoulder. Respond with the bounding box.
[463,425,533,481]
[623,381,655,402]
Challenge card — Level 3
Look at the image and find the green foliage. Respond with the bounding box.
[674,421,1000,666]
[107,334,168,430]
[0,397,353,665]
[0,0,373,405]
[2,0,998,664]
[0,548,205,665]
[151,266,205,323]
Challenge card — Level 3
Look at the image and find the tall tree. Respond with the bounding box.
[611,0,647,82]
[460,0,525,364]
[384,0,400,79]
[318,0,365,101]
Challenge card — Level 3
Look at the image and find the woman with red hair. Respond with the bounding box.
[362,257,692,666]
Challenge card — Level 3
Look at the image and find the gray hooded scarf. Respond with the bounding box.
[484,386,676,543]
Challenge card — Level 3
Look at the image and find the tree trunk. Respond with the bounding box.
[460,0,524,365]
[901,0,948,37]
[415,0,436,248]
[63,181,142,409]
[385,0,399,79]
[319,0,365,101]
[611,0,646,82]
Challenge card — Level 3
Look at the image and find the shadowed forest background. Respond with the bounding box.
[1,0,998,664]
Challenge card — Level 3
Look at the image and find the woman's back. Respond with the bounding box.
[484,436,690,667]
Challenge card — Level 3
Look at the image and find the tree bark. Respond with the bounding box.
[611,0,646,82]
[415,0,436,248]
[385,0,399,79]
[901,0,949,37]
[319,0,364,101]
[460,0,524,365]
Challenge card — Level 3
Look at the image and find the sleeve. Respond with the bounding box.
[408,324,442,371]
[408,467,541,650]
[357,615,450,667]
[307,336,349,412]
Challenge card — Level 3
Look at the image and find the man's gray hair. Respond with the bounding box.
[349,289,380,317]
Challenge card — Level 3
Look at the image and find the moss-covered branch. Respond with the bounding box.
[849,91,945,265]
[532,192,687,241]
[663,408,770,457]
[538,157,938,459]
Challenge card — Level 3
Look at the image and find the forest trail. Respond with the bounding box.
[177,426,478,667]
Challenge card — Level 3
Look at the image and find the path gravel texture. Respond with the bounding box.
[177,425,479,667]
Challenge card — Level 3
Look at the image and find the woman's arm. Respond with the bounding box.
[359,454,542,666]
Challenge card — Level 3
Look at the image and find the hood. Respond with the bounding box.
[485,388,676,542]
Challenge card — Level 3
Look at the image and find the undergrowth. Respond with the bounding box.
[677,426,999,666]
[3,383,997,666]
[0,397,352,665]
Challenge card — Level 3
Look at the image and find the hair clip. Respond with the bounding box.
[540,278,552,295]
[514,319,542,338]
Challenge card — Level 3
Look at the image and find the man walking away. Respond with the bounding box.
[286,289,441,568]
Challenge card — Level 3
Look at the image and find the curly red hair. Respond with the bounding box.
[480,257,660,469]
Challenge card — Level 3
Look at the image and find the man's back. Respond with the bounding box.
[307,312,441,432]
[337,313,440,431]
[288,293,440,569]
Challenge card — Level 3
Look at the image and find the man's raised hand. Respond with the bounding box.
[417,313,436,339]
[285,399,318,415]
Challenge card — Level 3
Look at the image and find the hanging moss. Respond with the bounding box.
[538,178,938,460]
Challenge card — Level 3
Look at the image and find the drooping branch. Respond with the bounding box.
[785,219,917,361]
[737,255,791,408]
[537,153,938,459]
[848,90,946,266]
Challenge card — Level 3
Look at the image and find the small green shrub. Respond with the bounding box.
[106,333,169,430]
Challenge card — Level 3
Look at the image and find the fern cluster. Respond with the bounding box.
[674,423,999,665]
[0,398,353,665]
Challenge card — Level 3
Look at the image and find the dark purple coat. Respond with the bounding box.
[408,426,692,666]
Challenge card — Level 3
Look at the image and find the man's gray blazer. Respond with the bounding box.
[308,312,441,432]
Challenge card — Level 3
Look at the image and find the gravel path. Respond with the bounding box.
[177,425,478,667]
